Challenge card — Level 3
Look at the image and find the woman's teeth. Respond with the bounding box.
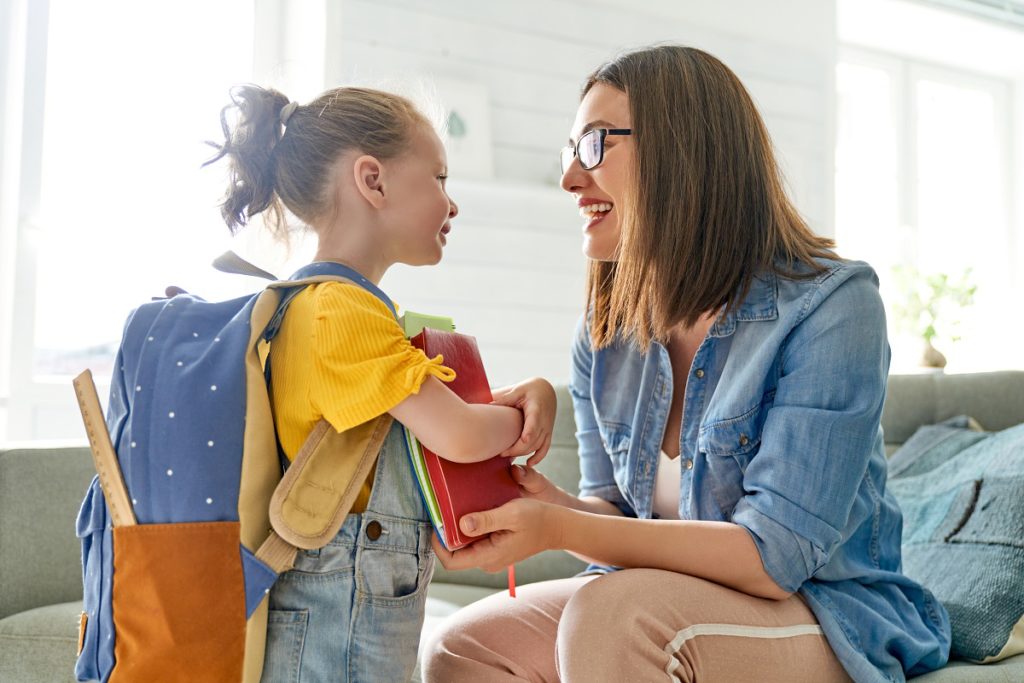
[580,203,613,218]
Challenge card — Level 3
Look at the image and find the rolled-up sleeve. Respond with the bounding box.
[570,315,632,514]
[732,268,890,593]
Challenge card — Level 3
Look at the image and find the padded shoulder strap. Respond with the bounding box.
[259,267,399,554]
[269,414,393,549]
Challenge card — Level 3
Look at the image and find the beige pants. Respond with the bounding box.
[422,569,852,683]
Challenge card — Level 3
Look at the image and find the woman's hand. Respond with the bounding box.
[510,463,561,504]
[432,498,563,573]
[490,377,557,465]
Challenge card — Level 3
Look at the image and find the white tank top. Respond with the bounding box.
[652,450,682,520]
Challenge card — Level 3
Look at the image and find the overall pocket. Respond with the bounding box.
[351,537,435,683]
[261,609,309,683]
[108,521,247,683]
[356,542,429,605]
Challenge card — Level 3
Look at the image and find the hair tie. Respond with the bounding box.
[280,101,298,127]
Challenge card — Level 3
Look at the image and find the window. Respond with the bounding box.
[2,0,256,440]
[835,5,1022,373]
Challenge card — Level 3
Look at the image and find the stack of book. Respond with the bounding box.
[398,311,520,551]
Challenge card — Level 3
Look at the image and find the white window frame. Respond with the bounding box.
[838,45,1014,270]
[837,44,1018,372]
[0,0,325,442]
[1,0,56,443]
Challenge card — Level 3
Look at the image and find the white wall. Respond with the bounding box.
[0,0,839,440]
[313,0,839,385]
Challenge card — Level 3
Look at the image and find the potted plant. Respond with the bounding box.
[891,266,977,369]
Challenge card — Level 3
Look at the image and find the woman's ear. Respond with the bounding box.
[352,154,385,208]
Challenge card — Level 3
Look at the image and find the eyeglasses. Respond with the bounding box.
[560,128,632,174]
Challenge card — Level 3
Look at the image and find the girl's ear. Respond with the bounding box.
[352,155,385,208]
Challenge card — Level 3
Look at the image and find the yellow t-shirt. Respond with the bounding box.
[269,281,455,512]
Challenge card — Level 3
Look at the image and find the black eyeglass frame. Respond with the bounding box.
[560,128,632,174]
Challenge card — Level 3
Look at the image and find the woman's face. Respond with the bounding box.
[560,83,634,262]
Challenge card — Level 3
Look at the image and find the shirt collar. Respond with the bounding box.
[709,271,779,337]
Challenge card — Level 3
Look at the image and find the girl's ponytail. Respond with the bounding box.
[205,84,291,237]
[207,83,429,240]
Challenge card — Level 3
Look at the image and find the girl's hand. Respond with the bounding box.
[431,498,562,573]
[490,377,556,465]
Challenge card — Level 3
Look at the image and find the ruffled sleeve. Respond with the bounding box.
[308,282,455,433]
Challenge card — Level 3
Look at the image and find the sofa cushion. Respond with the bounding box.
[0,600,81,683]
[0,446,96,621]
[911,654,1024,682]
[889,418,1024,662]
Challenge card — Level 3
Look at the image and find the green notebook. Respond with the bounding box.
[398,310,456,539]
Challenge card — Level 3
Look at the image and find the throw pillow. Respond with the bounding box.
[888,417,1024,663]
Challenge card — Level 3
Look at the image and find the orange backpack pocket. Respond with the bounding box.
[109,521,247,682]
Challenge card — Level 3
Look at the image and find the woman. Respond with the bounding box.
[422,46,951,683]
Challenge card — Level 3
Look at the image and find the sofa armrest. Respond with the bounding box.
[0,445,95,620]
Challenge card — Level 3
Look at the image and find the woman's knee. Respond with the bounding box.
[420,616,466,680]
[554,569,730,681]
[556,571,655,657]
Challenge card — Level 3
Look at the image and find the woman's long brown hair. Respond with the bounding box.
[583,46,836,351]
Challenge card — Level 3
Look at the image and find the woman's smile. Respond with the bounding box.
[578,198,614,232]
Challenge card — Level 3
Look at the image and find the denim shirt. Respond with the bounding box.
[570,259,951,683]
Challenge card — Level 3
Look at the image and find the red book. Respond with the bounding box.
[408,328,521,550]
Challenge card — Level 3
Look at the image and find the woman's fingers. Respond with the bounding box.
[459,507,501,537]
[434,534,503,572]
[511,464,549,495]
[430,533,456,568]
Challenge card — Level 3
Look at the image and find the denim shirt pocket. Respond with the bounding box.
[698,403,766,518]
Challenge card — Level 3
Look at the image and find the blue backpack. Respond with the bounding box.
[73,258,399,683]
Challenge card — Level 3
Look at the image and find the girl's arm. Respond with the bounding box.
[389,376,523,464]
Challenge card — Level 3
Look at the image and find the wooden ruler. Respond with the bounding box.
[72,370,137,527]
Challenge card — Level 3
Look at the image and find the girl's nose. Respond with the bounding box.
[448,197,459,219]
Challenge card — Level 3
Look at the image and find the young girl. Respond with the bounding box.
[206,84,555,682]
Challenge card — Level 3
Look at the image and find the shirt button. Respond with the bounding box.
[694,368,705,379]
[683,458,693,470]
[739,434,749,446]
[365,520,383,541]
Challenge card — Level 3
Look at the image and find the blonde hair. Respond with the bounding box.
[206,84,429,239]
[581,46,836,352]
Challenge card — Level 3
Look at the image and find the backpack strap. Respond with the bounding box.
[267,413,393,550]
[257,265,400,556]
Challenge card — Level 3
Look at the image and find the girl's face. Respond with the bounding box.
[560,83,634,262]
[384,124,458,266]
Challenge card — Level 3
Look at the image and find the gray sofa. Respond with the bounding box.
[2,373,1023,682]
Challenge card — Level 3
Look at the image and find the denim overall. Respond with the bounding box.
[260,419,435,683]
